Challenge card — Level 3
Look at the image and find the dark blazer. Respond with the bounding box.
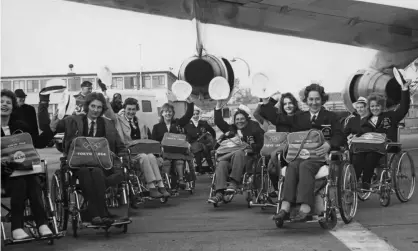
[12,104,39,136]
[360,89,410,142]
[258,98,297,132]
[184,119,216,143]
[151,102,194,142]
[343,112,361,138]
[293,107,345,150]
[214,108,264,152]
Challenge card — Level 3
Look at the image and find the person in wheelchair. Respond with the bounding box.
[208,100,264,204]
[257,92,300,197]
[352,81,411,190]
[274,83,344,222]
[111,98,170,200]
[1,89,54,240]
[184,106,216,175]
[51,92,127,226]
[343,97,368,140]
[151,100,194,189]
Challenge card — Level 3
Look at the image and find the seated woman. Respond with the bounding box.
[52,92,126,226]
[1,89,54,240]
[274,84,344,222]
[208,100,264,204]
[353,81,411,190]
[258,92,300,197]
[184,107,216,174]
[112,98,170,199]
[151,99,194,189]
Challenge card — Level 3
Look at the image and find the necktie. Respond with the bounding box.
[88,121,95,137]
[311,115,317,124]
[129,120,135,131]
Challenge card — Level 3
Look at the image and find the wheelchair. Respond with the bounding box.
[161,151,196,196]
[50,157,132,238]
[191,132,216,177]
[1,159,64,246]
[208,149,260,208]
[273,151,358,229]
[353,142,416,207]
[126,149,169,204]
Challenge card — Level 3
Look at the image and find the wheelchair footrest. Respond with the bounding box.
[83,219,132,228]
[4,232,65,245]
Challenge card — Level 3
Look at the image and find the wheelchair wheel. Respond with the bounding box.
[275,217,284,228]
[338,163,358,224]
[391,151,416,203]
[379,171,391,207]
[50,170,69,232]
[319,208,337,230]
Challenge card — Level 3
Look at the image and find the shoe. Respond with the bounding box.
[12,228,30,240]
[273,209,289,221]
[292,211,310,222]
[226,181,238,193]
[91,217,104,225]
[269,191,278,198]
[208,192,223,204]
[102,217,115,226]
[149,188,163,198]
[158,187,171,197]
[178,180,187,189]
[38,224,53,237]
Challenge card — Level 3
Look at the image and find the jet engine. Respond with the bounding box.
[342,69,403,112]
[177,54,235,110]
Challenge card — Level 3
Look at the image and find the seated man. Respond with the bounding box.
[111,98,170,200]
[52,92,126,225]
[274,84,344,222]
[208,100,264,204]
[184,107,216,174]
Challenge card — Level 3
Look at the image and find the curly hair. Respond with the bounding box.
[83,92,108,116]
[159,103,175,123]
[279,92,300,115]
[301,83,329,105]
[123,97,140,110]
[1,89,18,112]
[367,92,387,110]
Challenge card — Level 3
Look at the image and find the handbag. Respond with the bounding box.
[350,133,388,154]
[67,137,113,170]
[161,133,190,155]
[260,132,289,157]
[1,132,40,171]
[285,129,326,163]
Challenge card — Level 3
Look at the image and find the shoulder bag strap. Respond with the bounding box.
[287,129,315,163]
[85,137,105,168]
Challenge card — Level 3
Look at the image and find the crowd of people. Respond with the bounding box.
[1,75,412,240]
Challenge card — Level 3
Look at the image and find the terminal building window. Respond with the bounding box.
[141,100,152,112]
[124,76,136,89]
[112,77,123,89]
[27,80,40,93]
[152,75,165,89]
[142,76,151,89]
[1,81,12,90]
[68,77,81,92]
[13,80,25,91]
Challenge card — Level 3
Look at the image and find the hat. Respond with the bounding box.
[354,96,367,105]
[97,66,113,88]
[172,80,192,101]
[81,81,93,88]
[237,104,252,118]
[40,79,67,95]
[251,72,272,98]
[208,76,230,100]
[14,89,27,98]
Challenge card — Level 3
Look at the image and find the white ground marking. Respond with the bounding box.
[331,214,399,251]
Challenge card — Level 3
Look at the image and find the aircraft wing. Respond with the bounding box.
[64,0,417,53]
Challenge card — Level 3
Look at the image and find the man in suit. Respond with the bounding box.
[13,89,39,136]
[275,84,344,222]
[73,81,93,115]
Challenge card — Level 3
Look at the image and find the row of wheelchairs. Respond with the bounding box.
[207,132,416,230]
[1,143,197,246]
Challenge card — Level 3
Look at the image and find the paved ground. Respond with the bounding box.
[2,133,418,251]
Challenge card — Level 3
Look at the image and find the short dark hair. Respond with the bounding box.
[234,109,250,123]
[123,97,140,110]
[83,92,108,116]
[301,83,329,105]
[1,89,18,112]
[279,92,300,115]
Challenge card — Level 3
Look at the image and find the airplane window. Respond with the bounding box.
[142,100,152,112]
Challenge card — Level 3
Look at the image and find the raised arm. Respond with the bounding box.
[259,98,279,125]
[214,108,230,133]
[390,87,411,124]
[177,102,195,127]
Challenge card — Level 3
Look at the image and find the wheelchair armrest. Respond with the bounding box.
[386,142,402,153]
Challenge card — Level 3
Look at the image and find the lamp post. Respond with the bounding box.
[139,44,143,90]
[231,57,251,77]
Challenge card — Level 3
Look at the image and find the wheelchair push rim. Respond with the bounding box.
[50,171,68,232]
[338,163,358,224]
[391,151,416,203]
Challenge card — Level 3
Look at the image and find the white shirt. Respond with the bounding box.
[370,116,378,127]
[2,126,11,136]
[87,118,97,136]
[310,111,319,121]
[125,116,136,129]
[165,123,171,132]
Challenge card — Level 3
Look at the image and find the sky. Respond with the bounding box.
[1,0,415,94]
